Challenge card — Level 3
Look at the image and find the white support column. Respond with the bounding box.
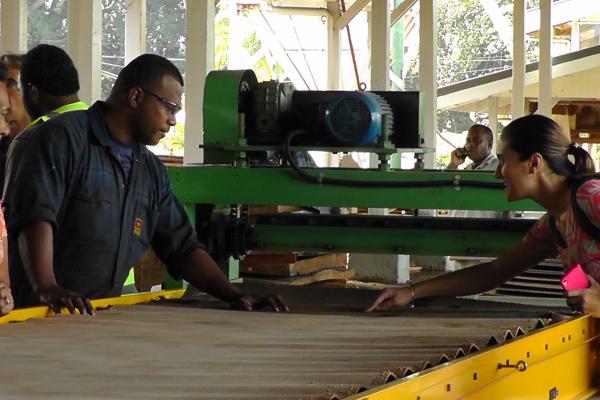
[326,2,340,90]
[420,0,437,168]
[0,0,27,53]
[571,20,580,52]
[538,0,552,117]
[369,0,409,282]
[512,0,526,119]
[68,0,102,104]
[488,96,499,151]
[125,0,146,64]
[184,1,214,164]
[370,0,390,91]
[368,0,389,169]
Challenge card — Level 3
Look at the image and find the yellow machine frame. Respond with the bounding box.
[349,315,599,399]
[1,290,597,399]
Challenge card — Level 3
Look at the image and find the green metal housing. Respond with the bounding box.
[203,70,258,164]
[168,166,542,260]
[168,166,540,211]
[171,69,545,283]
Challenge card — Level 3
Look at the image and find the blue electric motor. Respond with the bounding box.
[324,92,391,146]
[248,80,396,148]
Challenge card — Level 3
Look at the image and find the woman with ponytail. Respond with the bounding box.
[368,114,600,315]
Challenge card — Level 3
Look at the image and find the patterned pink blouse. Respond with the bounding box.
[0,207,6,262]
[525,180,600,281]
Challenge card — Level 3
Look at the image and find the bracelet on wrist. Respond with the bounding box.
[407,283,416,308]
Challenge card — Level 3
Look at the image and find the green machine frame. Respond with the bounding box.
[166,70,543,284]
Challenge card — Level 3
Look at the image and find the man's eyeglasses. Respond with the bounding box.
[140,88,182,116]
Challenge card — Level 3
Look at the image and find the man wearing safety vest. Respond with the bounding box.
[0,45,87,192]
[20,44,88,129]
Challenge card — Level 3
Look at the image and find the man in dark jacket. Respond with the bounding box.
[4,54,288,314]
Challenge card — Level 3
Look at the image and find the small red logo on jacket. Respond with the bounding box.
[134,218,143,236]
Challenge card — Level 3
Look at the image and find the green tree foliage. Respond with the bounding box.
[241,31,283,81]
[160,120,185,154]
[146,0,186,73]
[28,0,69,49]
[100,0,187,98]
[404,0,513,135]
[215,6,230,70]
[243,31,261,56]
[436,0,512,87]
[101,0,126,98]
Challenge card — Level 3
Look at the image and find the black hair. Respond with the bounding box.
[20,44,79,96]
[470,124,494,146]
[111,54,184,95]
[0,63,7,83]
[501,114,595,179]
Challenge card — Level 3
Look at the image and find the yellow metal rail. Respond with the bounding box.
[0,289,186,325]
[2,290,597,398]
[348,315,599,400]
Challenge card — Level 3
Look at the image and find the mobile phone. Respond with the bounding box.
[455,147,467,158]
[560,264,590,291]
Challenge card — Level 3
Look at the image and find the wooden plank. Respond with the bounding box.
[246,268,355,286]
[241,263,295,276]
[242,253,298,265]
[291,253,347,275]
[248,205,307,215]
[241,253,348,277]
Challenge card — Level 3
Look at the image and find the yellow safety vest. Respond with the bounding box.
[26,101,89,129]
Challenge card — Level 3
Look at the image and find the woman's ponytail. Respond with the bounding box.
[568,143,595,175]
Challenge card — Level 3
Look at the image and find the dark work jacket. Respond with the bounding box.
[4,101,203,307]
[1,101,88,196]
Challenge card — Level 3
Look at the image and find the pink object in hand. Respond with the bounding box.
[561,264,590,291]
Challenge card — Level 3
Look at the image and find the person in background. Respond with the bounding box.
[4,54,287,315]
[0,53,30,136]
[447,124,498,171]
[442,124,506,274]
[0,54,30,192]
[368,115,599,313]
[19,44,88,127]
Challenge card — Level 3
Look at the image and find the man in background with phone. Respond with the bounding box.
[441,124,505,272]
[447,124,498,171]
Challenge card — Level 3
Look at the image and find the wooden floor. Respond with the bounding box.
[0,284,569,400]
